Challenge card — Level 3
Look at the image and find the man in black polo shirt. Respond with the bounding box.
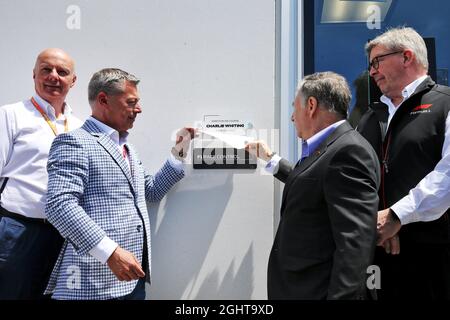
[358,27,450,299]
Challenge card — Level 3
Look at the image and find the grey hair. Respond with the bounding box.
[365,26,428,71]
[88,68,140,105]
[296,71,351,119]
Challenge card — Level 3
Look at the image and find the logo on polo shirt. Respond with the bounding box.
[410,104,432,115]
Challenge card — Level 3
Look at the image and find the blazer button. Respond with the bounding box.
[137,225,142,232]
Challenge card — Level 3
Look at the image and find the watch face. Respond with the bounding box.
[171,146,185,160]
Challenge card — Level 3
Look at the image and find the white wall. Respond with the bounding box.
[0,0,277,299]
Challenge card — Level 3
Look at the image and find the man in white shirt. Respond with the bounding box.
[357,27,450,299]
[0,48,82,299]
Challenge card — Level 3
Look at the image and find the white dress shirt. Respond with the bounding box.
[86,116,184,264]
[380,76,450,225]
[0,94,82,218]
[88,116,131,169]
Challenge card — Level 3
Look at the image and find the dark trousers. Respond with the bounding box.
[374,242,450,300]
[0,207,63,300]
[115,277,146,300]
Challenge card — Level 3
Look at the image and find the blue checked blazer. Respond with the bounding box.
[44,119,184,300]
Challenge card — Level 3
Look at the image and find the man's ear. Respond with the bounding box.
[307,96,319,117]
[70,74,77,88]
[98,92,108,106]
[403,49,414,66]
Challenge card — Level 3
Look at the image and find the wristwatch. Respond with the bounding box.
[171,146,185,160]
[267,151,276,160]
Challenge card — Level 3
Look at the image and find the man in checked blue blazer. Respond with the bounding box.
[44,68,194,300]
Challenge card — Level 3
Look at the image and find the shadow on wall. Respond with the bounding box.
[147,172,254,299]
[193,244,254,299]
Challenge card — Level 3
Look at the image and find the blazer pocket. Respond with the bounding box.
[283,254,331,272]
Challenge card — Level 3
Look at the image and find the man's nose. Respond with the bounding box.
[134,104,142,114]
[369,65,378,77]
[291,113,294,122]
[48,68,59,81]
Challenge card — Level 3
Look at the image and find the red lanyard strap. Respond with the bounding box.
[30,97,68,136]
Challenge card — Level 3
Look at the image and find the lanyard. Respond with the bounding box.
[30,97,68,136]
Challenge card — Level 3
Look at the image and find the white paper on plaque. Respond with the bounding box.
[199,130,255,149]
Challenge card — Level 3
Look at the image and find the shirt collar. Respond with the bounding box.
[32,94,72,119]
[301,119,345,159]
[380,75,428,106]
[88,116,128,146]
[402,75,428,99]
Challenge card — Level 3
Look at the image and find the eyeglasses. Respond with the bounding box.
[368,51,403,71]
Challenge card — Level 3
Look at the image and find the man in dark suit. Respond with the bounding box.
[247,71,380,299]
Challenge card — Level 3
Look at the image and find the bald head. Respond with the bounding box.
[34,48,75,72]
[33,48,77,112]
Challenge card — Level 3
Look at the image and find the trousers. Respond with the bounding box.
[0,206,63,299]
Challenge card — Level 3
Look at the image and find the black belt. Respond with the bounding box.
[0,206,49,224]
